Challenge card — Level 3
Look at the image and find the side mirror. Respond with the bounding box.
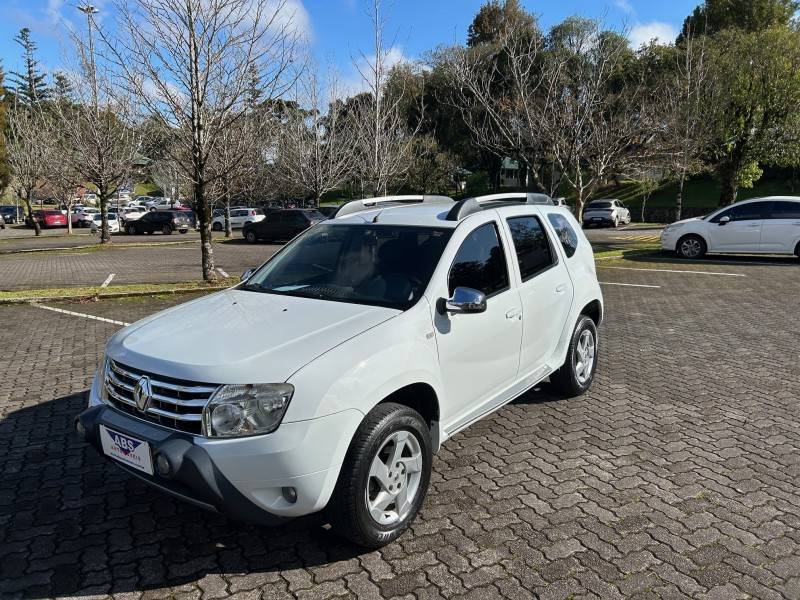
[719,215,730,225]
[441,287,487,314]
[240,268,255,282]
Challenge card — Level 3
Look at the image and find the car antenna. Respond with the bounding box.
[372,210,383,223]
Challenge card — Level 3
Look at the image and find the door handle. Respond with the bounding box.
[747,223,760,227]
[556,284,568,294]
[505,308,521,320]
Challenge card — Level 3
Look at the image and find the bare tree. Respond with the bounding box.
[42,109,82,235]
[6,104,50,235]
[52,30,142,244]
[277,65,358,205]
[105,0,299,281]
[442,23,549,192]
[660,30,711,220]
[353,0,421,196]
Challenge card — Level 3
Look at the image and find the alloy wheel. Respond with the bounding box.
[574,329,596,385]
[680,238,702,258]
[365,430,423,526]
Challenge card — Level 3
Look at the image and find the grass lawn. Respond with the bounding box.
[0,279,236,303]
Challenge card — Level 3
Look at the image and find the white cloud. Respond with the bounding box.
[269,0,313,42]
[628,21,678,47]
[341,45,408,96]
[614,0,633,13]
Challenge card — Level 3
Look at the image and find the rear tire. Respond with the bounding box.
[245,230,257,244]
[676,234,706,259]
[550,315,598,398]
[126,224,136,235]
[162,224,172,235]
[327,403,432,549]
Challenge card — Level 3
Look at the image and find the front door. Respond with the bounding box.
[433,217,523,430]
[707,202,767,252]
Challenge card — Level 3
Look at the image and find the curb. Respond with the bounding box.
[0,240,199,255]
[0,285,229,305]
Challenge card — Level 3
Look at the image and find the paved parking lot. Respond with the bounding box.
[1,257,800,599]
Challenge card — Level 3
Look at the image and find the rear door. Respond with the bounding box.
[707,202,767,252]
[499,207,574,379]
[760,201,800,252]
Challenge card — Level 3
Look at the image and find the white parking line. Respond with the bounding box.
[32,303,131,326]
[599,281,661,289]
[598,266,745,277]
[216,267,229,278]
[100,273,115,288]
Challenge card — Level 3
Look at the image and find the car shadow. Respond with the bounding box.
[0,392,368,599]
[615,249,799,267]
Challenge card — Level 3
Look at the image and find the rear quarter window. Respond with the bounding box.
[547,213,579,258]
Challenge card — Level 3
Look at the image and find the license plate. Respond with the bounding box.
[99,425,154,475]
[593,217,602,221]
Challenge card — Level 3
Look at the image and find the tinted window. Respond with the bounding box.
[281,212,306,224]
[588,201,612,209]
[448,223,509,296]
[769,201,800,219]
[547,213,579,258]
[243,224,452,310]
[732,202,767,221]
[507,216,555,280]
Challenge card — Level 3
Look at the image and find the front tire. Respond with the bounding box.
[327,403,432,548]
[212,222,222,231]
[676,234,706,259]
[162,224,173,235]
[550,315,598,398]
[245,230,257,244]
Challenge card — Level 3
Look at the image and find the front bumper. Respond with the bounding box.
[76,375,363,523]
[660,229,679,251]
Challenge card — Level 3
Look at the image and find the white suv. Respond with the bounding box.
[662,196,800,259]
[76,194,603,547]
[582,199,631,228]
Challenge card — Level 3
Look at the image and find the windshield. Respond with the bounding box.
[588,201,612,209]
[242,223,453,310]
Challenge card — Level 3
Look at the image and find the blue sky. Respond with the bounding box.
[0,0,699,85]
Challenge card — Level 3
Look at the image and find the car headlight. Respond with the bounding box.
[98,355,110,404]
[203,384,294,438]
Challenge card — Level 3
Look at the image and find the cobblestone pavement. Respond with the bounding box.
[0,241,279,290]
[2,259,800,599]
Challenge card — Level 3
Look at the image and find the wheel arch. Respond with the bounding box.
[580,299,603,326]
[377,382,441,451]
[676,232,708,254]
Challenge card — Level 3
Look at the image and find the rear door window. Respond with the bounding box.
[769,201,800,219]
[506,216,556,281]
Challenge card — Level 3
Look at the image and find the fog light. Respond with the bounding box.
[281,487,297,504]
[156,454,171,477]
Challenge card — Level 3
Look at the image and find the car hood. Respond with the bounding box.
[106,288,399,384]
[666,216,703,228]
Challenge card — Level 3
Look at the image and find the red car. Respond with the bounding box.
[27,210,68,228]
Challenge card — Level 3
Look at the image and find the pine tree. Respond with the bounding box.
[0,63,11,192]
[9,28,50,105]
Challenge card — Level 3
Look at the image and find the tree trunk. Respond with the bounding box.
[67,203,73,235]
[223,179,232,238]
[195,180,216,281]
[99,191,111,244]
[24,196,41,236]
[676,171,685,222]
[718,164,738,206]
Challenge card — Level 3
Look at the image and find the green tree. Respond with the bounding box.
[467,0,536,47]
[0,64,11,193]
[706,26,800,204]
[8,29,49,105]
[680,0,798,40]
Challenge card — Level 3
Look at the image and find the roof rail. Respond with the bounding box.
[335,195,454,219]
[445,192,553,221]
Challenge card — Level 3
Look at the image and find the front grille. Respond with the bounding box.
[105,360,219,435]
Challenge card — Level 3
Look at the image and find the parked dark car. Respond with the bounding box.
[0,214,5,229]
[27,210,68,228]
[125,210,190,235]
[176,208,197,229]
[317,205,342,219]
[0,205,23,224]
[242,209,325,243]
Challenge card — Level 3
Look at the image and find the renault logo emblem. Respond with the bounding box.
[133,376,152,412]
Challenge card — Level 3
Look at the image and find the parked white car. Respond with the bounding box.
[145,197,182,211]
[661,196,800,259]
[119,206,146,223]
[211,207,265,230]
[76,193,603,548]
[90,212,120,234]
[582,199,631,228]
[72,207,100,227]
